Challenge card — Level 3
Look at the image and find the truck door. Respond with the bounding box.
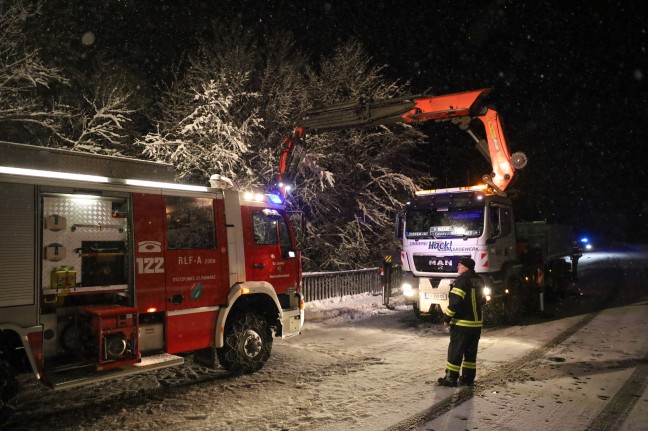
[133,193,228,354]
[488,204,517,271]
[242,207,299,294]
[163,195,227,309]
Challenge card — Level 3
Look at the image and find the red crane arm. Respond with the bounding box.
[278,88,526,195]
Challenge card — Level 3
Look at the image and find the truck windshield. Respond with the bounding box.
[405,206,484,239]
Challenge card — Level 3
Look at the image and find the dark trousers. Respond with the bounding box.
[446,326,481,380]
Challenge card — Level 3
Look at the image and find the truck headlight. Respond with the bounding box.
[482,286,492,302]
[402,282,414,297]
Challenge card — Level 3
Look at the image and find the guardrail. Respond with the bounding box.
[302,267,400,302]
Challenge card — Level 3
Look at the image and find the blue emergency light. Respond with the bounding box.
[268,194,283,204]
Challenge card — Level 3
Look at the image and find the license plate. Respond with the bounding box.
[424,293,447,300]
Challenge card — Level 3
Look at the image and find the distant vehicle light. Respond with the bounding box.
[580,236,589,244]
[585,244,593,250]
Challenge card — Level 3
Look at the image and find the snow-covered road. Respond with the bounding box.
[6,246,648,431]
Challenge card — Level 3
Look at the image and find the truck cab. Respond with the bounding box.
[397,185,518,318]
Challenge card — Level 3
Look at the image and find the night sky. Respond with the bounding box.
[40,1,648,242]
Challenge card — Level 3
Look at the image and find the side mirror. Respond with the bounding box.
[395,211,404,239]
[287,211,305,250]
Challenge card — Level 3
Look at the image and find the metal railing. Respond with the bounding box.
[302,267,400,302]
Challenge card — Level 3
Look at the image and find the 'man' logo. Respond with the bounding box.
[429,241,453,251]
[429,259,453,268]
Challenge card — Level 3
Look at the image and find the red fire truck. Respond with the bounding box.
[0,143,304,403]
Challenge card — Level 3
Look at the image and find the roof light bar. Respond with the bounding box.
[243,192,266,202]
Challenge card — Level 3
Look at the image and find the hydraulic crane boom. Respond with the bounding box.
[278,88,527,195]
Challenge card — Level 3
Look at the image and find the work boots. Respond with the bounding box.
[437,370,458,387]
[458,376,475,387]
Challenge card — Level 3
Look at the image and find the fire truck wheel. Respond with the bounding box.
[0,360,18,403]
[217,313,272,375]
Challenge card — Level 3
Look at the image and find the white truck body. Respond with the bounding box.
[399,186,578,321]
[399,185,519,316]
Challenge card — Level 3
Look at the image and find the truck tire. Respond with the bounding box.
[483,271,522,327]
[217,313,272,374]
[504,289,522,324]
[413,302,422,318]
[503,273,523,324]
[483,302,506,327]
[413,303,444,323]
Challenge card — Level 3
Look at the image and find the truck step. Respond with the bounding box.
[43,353,185,391]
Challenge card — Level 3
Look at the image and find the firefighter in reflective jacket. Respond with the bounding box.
[437,257,484,387]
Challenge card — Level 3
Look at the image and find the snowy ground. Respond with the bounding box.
[5,245,648,431]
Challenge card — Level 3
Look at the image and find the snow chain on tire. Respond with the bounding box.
[217,313,272,375]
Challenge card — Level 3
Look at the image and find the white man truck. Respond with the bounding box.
[0,142,304,406]
[398,186,580,324]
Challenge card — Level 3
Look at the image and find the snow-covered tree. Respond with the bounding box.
[138,24,312,190]
[60,75,138,155]
[140,31,434,270]
[0,0,137,154]
[138,26,272,186]
[0,1,70,144]
[288,41,435,270]
[253,34,310,186]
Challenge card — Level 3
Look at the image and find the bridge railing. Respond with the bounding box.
[302,267,400,302]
